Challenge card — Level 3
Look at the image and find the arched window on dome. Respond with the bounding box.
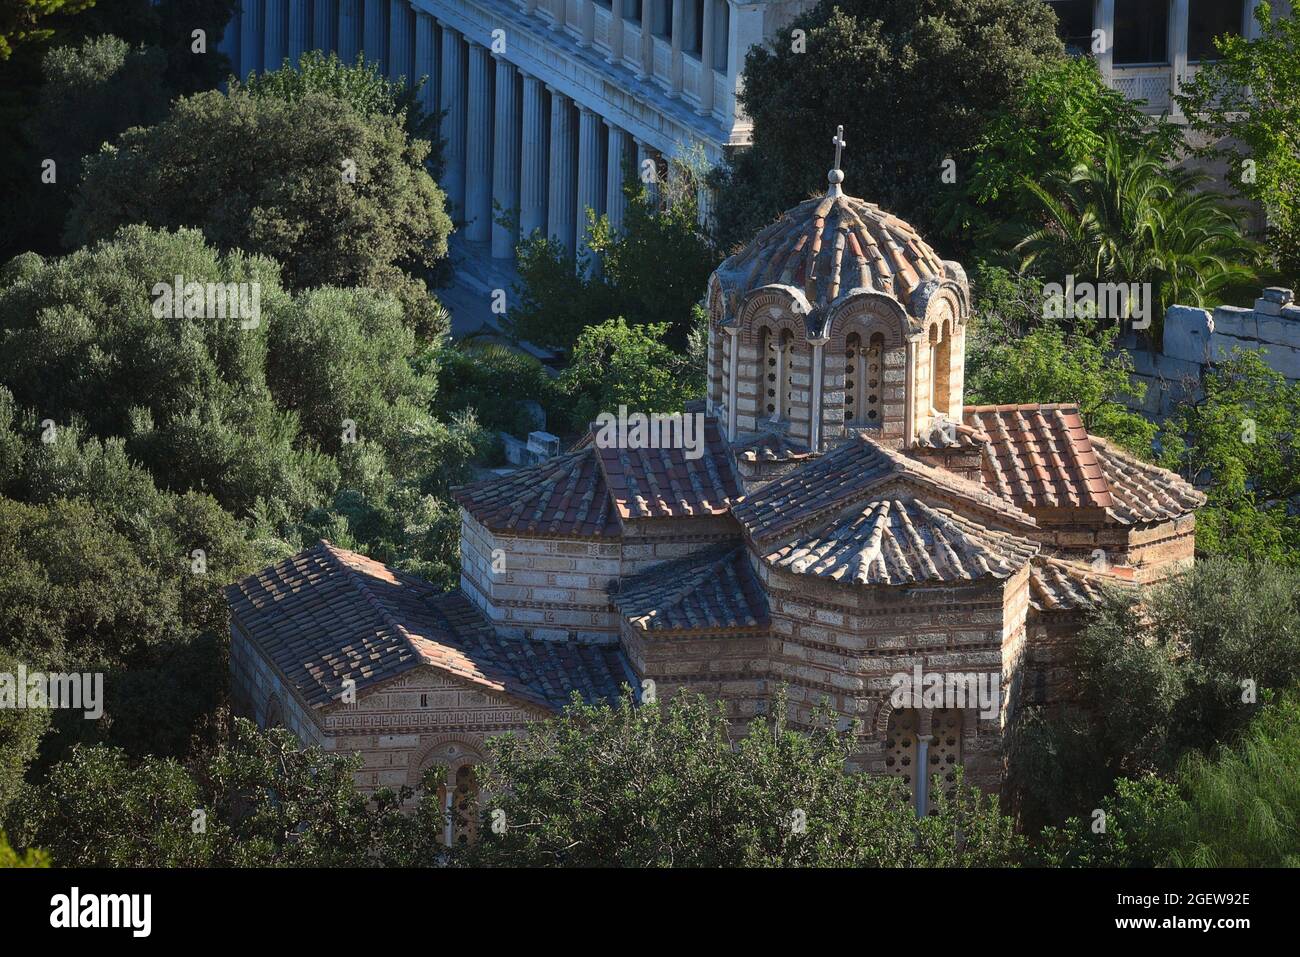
[935,320,953,416]
[761,326,784,421]
[844,332,860,425]
[780,329,796,419]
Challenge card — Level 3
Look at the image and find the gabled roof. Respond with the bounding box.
[1090,437,1207,524]
[594,417,742,521]
[963,404,1205,525]
[225,541,633,711]
[455,418,741,537]
[615,545,769,633]
[964,403,1113,511]
[732,431,1036,546]
[452,448,620,538]
[1028,556,1133,612]
[764,496,1039,586]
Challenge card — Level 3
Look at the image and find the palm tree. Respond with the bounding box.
[1016,137,1261,344]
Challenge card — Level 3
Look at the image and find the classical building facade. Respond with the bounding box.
[219,0,812,261]
[227,159,1205,815]
[1044,0,1292,115]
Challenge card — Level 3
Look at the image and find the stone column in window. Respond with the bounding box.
[439,25,467,220]
[809,336,826,451]
[605,122,630,235]
[547,88,577,254]
[264,0,286,69]
[725,326,740,439]
[288,0,309,60]
[491,57,521,260]
[1171,0,1190,115]
[363,0,384,65]
[465,42,494,243]
[607,0,625,63]
[696,0,715,114]
[669,0,684,96]
[520,75,548,240]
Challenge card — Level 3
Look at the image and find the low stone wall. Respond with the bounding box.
[1125,288,1299,420]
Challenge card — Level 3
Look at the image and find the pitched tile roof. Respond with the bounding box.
[764,496,1039,586]
[1028,556,1133,612]
[733,430,819,464]
[226,541,633,711]
[593,417,742,520]
[452,448,620,538]
[614,545,769,633]
[963,404,1205,525]
[732,432,1035,546]
[964,404,1113,510]
[1090,436,1207,524]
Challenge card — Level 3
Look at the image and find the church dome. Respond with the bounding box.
[716,192,952,317]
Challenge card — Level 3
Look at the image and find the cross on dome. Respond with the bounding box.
[828,125,847,197]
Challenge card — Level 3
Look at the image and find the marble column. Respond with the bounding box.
[439,26,467,219]
[339,0,361,61]
[580,0,595,47]
[606,0,624,64]
[389,0,412,81]
[239,0,262,75]
[696,0,715,114]
[605,122,630,234]
[637,0,653,79]
[519,75,548,240]
[465,42,494,243]
[668,0,683,96]
[288,0,310,60]
[547,88,577,255]
[312,0,335,52]
[1171,0,1189,117]
[363,0,385,66]
[491,58,521,260]
[1096,0,1115,82]
[414,13,436,116]
[264,0,287,70]
[576,106,603,264]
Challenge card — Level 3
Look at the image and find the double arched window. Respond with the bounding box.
[929,320,953,416]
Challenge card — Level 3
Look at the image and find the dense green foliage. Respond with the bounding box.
[510,159,718,351]
[712,0,1063,253]
[0,0,95,60]
[1178,1,1300,285]
[460,691,1023,867]
[65,85,452,338]
[1160,350,1300,566]
[965,266,1156,457]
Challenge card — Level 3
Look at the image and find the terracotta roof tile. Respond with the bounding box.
[593,417,742,520]
[226,542,634,711]
[615,545,769,632]
[452,448,620,538]
[1090,436,1207,524]
[1028,556,1133,612]
[733,432,1036,546]
[765,496,1039,586]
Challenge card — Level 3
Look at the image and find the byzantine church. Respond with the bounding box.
[226,143,1205,820]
